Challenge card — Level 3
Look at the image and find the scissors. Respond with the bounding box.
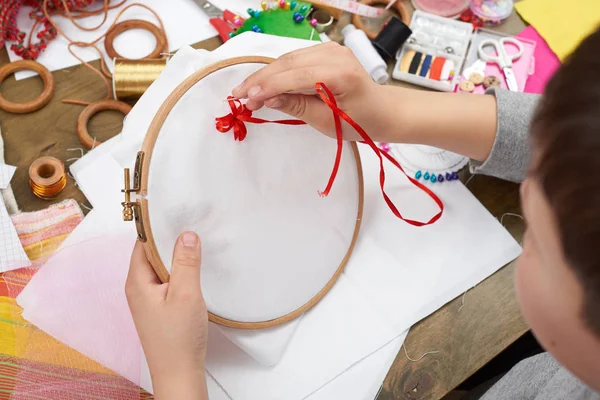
[193,0,245,43]
[478,37,524,92]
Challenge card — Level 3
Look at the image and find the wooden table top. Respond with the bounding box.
[0,5,529,400]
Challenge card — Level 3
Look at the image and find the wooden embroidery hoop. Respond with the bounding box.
[121,56,364,329]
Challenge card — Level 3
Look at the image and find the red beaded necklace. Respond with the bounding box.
[0,0,104,60]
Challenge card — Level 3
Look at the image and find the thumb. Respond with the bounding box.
[264,94,337,137]
[167,231,202,301]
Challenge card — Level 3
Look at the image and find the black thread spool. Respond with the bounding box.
[372,17,413,60]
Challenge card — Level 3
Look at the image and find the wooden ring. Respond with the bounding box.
[104,19,167,60]
[138,56,365,329]
[76,99,132,150]
[352,0,411,40]
[0,60,54,114]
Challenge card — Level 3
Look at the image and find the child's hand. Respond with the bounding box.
[126,232,208,400]
[231,42,388,141]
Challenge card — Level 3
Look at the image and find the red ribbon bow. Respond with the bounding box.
[216,97,305,141]
[216,83,444,227]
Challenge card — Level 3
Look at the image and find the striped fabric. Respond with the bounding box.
[0,200,152,400]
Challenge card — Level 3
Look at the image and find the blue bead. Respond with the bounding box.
[424,172,430,180]
[446,172,452,181]
[431,174,437,183]
[252,24,260,31]
[294,14,305,22]
[290,0,297,9]
[438,174,444,182]
[451,172,459,180]
[293,11,300,17]
[415,170,422,179]
[300,4,308,12]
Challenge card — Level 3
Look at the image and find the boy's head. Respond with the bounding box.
[517,27,600,391]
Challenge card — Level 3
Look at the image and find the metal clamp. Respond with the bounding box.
[121,152,147,241]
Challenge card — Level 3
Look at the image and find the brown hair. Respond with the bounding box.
[531,27,600,336]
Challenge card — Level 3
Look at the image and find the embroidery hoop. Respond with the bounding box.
[122,56,364,329]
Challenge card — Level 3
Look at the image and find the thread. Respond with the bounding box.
[402,342,440,362]
[113,58,167,100]
[29,156,67,200]
[500,212,524,226]
[458,288,468,313]
[66,147,85,158]
[40,1,169,105]
[341,24,389,84]
[465,173,476,187]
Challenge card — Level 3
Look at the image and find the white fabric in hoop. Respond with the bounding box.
[146,62,360,323]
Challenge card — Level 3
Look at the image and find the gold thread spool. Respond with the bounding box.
[113,58,167,100]
[29,157,67,200]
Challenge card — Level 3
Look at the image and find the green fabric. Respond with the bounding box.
[235,2,320,42]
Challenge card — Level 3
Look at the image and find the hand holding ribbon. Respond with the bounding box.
[216,82,444,227]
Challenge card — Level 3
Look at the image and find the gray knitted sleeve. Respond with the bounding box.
[469,89,541,183]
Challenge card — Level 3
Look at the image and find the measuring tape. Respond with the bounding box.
[311,0,388,17]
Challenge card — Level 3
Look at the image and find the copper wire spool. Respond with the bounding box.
[29,157,67,199]
[104,19,168,60]
[352,0,411,40]
[113,58,167,100]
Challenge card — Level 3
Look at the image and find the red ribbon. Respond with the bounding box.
[216,97,305,141]
[216,83,444,227]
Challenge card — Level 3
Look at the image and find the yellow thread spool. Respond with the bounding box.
[113,58,168,101]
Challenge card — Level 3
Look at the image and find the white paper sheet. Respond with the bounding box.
[0,163,17,189]
[8,0,256,80]
[308,334,406,400]
[0,163,30,272]
[17,33,522,400]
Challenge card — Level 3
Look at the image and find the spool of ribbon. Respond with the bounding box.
[216,82,444,227]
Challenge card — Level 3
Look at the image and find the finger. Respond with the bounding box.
[243,66,346,107]
[265,94,337,136]
[167,232,203,302]
[126,240,162,303]
[232,42,341,98]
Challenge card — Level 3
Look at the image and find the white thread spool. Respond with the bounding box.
[341,24,389,84]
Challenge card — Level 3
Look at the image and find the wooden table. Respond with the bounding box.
[0,5,529,400]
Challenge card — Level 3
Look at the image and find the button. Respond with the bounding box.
[483,75,502,89]
[459,80,475,92]
[469,72,484,85]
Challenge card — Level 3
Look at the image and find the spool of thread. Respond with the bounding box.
[341,24,389,84]
[29,156,67,200]
[372,17,413,60]
[113,58,168,100]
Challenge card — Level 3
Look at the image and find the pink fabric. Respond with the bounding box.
[16,231,144,388]
[516,26,560,94]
